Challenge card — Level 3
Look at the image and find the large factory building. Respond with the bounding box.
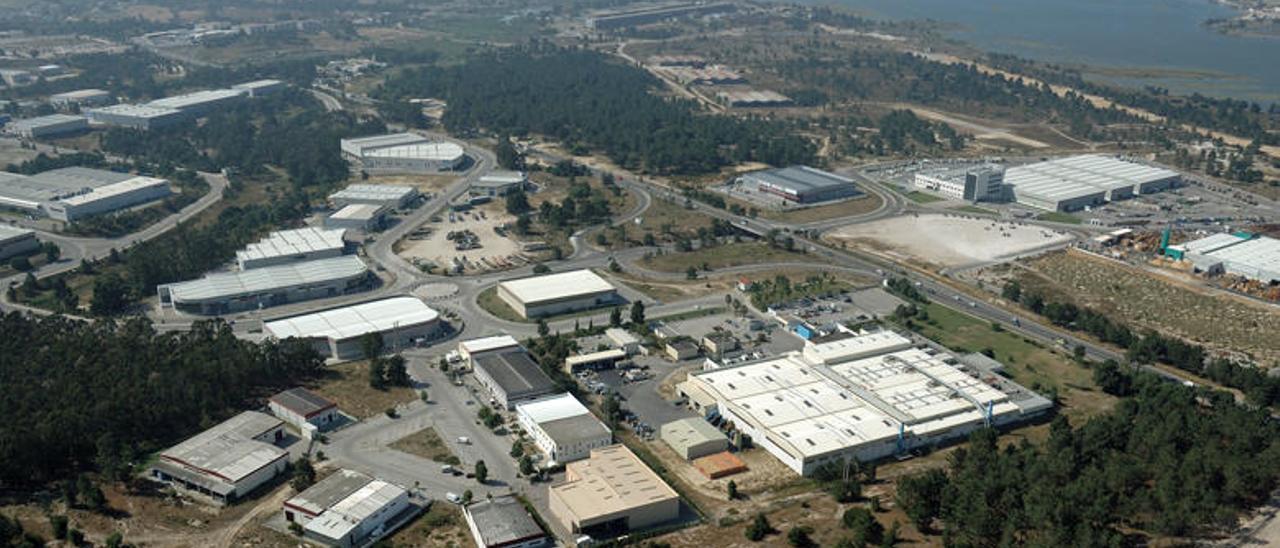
[1005,155,1180,211]
[738,166,862,204]
[340,133,466,174]
[263,297,442,360]
[157,255,370,315]
[496,269,619,319]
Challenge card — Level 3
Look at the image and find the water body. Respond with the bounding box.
[820,0,1280,104]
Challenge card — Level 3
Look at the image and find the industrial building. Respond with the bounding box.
[340,133,467,173]
[269,387,339,435]
[86,104,187,130]
[1178,232,1280,284]
[564,349,627,373]
[548,445,680,537]
[681,330,1052,476]
[157,255,370,315]
[458,334,523,368]
[340,133,431,158]
[606,327,641,355]
[0,69,33,87]
[232,79,286,97]
[472,349,557,409]
[236,226,349,270]
[329,184,420,209]
[464,495,551,548]
[1005,155,1180,211]
[660,417,729,460]
[7,114,87,139]
[150,411,288,505]
[44,175,172,222]
[912,164,1005,202]
[471,171,528,197]
[284,469,412,548]
[496,269,619,319]
[263,297,442,360]
[715,90,793,108]
[738,166,863,204]
[49,88,112,108]
[516,393,613,464]
[586,2,735,30]
[0,224,39,260]
[148,88,246,115]
[324,203,387,232]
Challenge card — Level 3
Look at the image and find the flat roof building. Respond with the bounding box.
[565,349,627,373]
[324,203,387,232]
[329,184,420,209]
[548,445,680,537]
[285,469,412,548]
[157,255,370,315]
[458,334,523,367]
[682,330,1051,476]
[0,168,130,213]
[464,495,551,548]
[148,88,246,115]
[606,327,642,355]
[360,141,466,173]
[913,164,1005,202]
[516,393,612,464]
[49,88,112,108]
[264,297,442,360]
[269,387,339,436]
[0,224,39,260]
[739,166,862,204]
[86,103,187,130]
[472,170,528,197]
[1183,232,1280,284]
[1006,155,1180,211]
[716,89,793,108]
[7,114,87,139]
[496,269,619,319]
[473,350,557,409]
[586,2,735,30]
[151,411,288,505]
[236,226,348,270]
[232,79,286,97]
[340,133,430,158]
[660,417,729,460]
[44,175,172,222]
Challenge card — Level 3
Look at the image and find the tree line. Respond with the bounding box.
[0,313,324,488]
[376,44,816,175]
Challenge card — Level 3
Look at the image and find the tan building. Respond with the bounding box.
[660,417,728,460]
[548,445,680,538]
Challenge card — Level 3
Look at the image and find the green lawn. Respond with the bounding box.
[905,191,945,204]
[1035,211,1082,224]
[950,205,998,216]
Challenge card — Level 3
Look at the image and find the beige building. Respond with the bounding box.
[548,445,680,537]
[496,270,618,319]
[660,417,728,460]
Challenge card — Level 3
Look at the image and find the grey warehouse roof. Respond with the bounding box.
[160,411,285,484]
[31,167,135,188]
[269,387,337,418]
[661,417,727,449]
[88,103,183,119]
[236,226,347,265]
[0,167,136,210]
[0,224,34,243]
[148,88,245,110]
[466,495,547,547]
[329,184,417,203]
[474,351,557,398]
[162,255,367,303]
[10,114,85,130]
[286,469,374,516]
[741,166,856,193]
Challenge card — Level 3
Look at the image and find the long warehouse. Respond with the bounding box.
[236,227,349,270]
[328,184,420,209]
[157,255,370,315]
[1180,232,1280,284]
[496,269,619,319]
[1005,155,1179,211]
[264,297,442,360]
[738,166,862,204]
[0,167,171,221]
[0,224,40,260]
[681,329,1051,476]
[150,411,288,505]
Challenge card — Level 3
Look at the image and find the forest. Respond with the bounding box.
[0,313,324,487]
[376,45,816,175]
[896,369,1280,543]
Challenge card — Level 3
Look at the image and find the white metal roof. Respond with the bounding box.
[264,296,439,342]
[55,176,169,207]
[497,269,616,305]
[50,88,110,100]
[160,411,286,484]
[1182,233,1248,254]
[0,224,34,243]
[236,226,347,264]
[10,114,85,130]
[148,88,245,110]
[88,103,182,119]
[1006,155,1178,202]
[163,255,367,302]
[329,184,417,203]
[330,203,385,221]
[566,349,627,367]
[475,170,527,187]
[340,133,430,154]
[1194,235,1280,281]
[801,330,914,365]
[459,334,521,355]
[304,480,406,541]
[516,392,592,424]
[362,141,465,161]
[232,79,284,90]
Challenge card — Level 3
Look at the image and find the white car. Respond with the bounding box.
[457,436,471,445]
[446,492,462,504]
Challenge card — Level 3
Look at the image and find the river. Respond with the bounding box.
[818,0,1280,104]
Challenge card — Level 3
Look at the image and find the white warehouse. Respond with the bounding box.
[236,226,349,270]
[284,469,412,548]
[340,133,466,173]
[496,269,619,319]
[328,184,420,209]
[1005,155,1180,211]
[7,114,88,139]
[156,255,370,315]
[150,411,288,505]
[517,393,613,464]
[681,330,1051,476]
[44,175,172,222]
[0,225,40,260]
[264,297,443,360]
[87,104,188,130]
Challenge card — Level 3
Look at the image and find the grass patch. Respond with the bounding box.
[308,360,416,419]
[477,285,528,323]
[1035,211,1082,224]
[391,427,460,465]
[650,306,727,324]
[951,205,998,215]
[906,302,1117,419]
[905,190,945,203]
[640,242,822,273]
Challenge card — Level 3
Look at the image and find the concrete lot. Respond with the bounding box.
[827,213,1073,268]
[398,203,530,274]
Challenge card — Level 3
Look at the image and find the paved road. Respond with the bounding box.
[308,88,343,112]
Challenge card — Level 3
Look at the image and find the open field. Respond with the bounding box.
[826,214,1073,269]
[639,242,821,273]
[307,361,417,419]
[398,203,531,274]
[1035,211,1082,224]
[1017,250,1280,364]
[390,427,459,465]
[353,173,460,195]
[753,193,884,223]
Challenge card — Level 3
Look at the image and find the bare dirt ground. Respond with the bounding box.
[353,173,460,195]
[397,203,530,274]
[826,214,1073,269]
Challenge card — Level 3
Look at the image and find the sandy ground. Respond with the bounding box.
[827,213,1073,268]
[355,173,460,195]
[398,204,529,273]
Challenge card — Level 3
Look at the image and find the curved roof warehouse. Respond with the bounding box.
[264,296,443,360]
[157,255,370,315]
